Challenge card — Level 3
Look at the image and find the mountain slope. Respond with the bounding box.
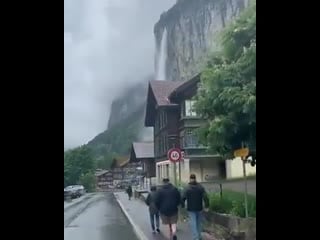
[85,78,150,167]
[85,0,248,168]
[87,103,145,157]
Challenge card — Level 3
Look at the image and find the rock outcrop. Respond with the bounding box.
[154,0,248,81]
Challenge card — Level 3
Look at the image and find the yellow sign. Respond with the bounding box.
[234,148,249,158]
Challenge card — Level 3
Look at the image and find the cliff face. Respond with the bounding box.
[88,0,249,160]
[86,77,151,160]
[154,0,248,81]
[107,81,148,129]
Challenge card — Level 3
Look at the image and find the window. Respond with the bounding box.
[180,131,184,148]
[162,112,164,129]
[164,111,167,126]
[155,132,169,156]
[183,129,199,148]
[155,137,159,157]
[159,111,167,129]
[185,100,197,117]
[159,136,162,156]
[164,133,168,153]
[161,134,164,154]
[181,103,185,118]
[155,115,159,133]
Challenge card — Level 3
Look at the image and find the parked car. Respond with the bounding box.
[64,185,85,200]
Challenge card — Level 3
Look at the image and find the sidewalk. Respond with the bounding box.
[114,191,215,240]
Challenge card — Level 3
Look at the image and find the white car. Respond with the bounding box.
[64,185,86,199]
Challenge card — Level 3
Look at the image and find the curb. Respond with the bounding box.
[113,193,148,240]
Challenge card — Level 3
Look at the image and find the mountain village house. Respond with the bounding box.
[144,75,256,184]
[110,156,143,186]
[129,142,156,187]
[95,169,112,190]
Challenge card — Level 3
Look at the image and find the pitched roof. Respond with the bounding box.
[119,158,130,167]
[132,142,154,159]
[145,80,186,127]
[168,74,201,100]
[149,80,184,106]
[111,156,129,168]
[95,170,109,177]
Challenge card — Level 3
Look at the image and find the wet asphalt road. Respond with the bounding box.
[64,192,139,240]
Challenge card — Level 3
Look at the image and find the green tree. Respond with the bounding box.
[79,172,96,192]
[195,2,256,157]
[87,104,145,164]
[64,145,96,187]
[96,153,116,169]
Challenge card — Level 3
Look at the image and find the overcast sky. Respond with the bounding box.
[64,0,175,149]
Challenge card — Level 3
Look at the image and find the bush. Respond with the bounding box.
[79,172,96,192]
[209,193,233,214]
[209,190,256,218]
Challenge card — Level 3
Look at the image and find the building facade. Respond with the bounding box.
[145,75,228,184]
[129,142,156,187]
[95,170,113,190]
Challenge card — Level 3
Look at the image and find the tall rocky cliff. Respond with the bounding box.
[88,0,249,164]
[87,77,151,161]
[107,81,148,129]
[154,0,248,81]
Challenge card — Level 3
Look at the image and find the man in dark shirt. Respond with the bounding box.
[181,174,209,240]
[145,186,160,233]
[155,178,181,240]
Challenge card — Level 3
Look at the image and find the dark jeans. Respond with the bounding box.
[149,212,160,231]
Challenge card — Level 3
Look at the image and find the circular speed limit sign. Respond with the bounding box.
[167,148,182,162]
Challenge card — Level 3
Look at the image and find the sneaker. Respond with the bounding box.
[152,230,156,234]
[156,228,160,233]
[172,235,177,240]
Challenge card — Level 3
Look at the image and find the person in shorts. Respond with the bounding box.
[155,178,181,240]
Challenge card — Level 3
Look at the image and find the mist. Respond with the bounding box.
[64,0,175,149]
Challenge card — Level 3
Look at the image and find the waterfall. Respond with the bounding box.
[155,28,168,80]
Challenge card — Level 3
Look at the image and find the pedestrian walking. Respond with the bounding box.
[145,186,160,234]
[126,185,133,200]
[155,178,181,240]
[181,174,209,240]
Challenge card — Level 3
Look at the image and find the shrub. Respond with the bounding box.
[79,172,96,192]
[208,190,256,218]
[209,193,233,214]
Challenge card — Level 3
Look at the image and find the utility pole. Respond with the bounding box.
[234,143,249,218]
[241,142,249,218]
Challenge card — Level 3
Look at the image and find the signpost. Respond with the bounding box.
[168,148,182,186]
[178,151,184,186]
[234,146,249,218]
